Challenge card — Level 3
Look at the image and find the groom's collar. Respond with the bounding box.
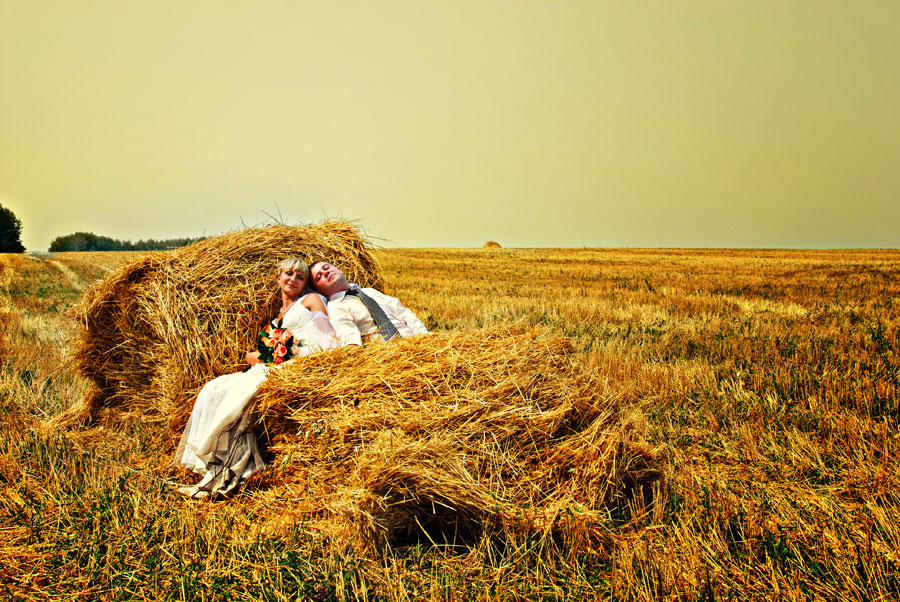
[328,284,359,302]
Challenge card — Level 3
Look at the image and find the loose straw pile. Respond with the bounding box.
[253,327,657,551]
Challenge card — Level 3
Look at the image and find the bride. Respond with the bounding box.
[175,258,337,498]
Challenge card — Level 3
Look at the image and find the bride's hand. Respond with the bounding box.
[245,351,261,366]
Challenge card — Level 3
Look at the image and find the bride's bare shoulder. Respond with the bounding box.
[300,292,327,314]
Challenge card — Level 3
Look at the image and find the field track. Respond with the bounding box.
[1,247,898,601]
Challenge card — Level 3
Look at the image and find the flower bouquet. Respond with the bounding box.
[258,319,295,365]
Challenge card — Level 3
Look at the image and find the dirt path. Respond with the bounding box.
[45,258,88,291]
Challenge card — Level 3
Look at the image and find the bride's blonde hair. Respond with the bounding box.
[278,257,309,281]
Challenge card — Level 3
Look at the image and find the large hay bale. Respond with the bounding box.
[253,326,658,551]
[68,221,383,429]
[482,240,502,249]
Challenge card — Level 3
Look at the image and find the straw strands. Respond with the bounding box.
[253,326,658,550]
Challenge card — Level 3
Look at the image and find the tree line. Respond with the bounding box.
[48,232,201,252]
[1,203,200,253]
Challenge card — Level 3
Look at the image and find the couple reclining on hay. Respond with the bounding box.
[175,258,429,499]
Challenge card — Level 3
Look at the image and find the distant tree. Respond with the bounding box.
[0,205,26,253]
[48,232,118,252]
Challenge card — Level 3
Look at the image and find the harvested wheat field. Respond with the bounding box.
[1,238,899,601]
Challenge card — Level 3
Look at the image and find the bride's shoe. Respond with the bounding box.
[177,485,210,500]
[178,471,215,500]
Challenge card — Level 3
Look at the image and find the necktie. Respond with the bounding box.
[345,288,400,341]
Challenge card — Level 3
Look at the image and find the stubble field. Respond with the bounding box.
[1,247,898,601]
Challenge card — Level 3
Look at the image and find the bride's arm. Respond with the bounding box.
[301,294,336,336]
[312,312,336,336]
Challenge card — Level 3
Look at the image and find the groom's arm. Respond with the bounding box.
[393,300,428,335]
[368,289,429,335]
[328,299,364,346]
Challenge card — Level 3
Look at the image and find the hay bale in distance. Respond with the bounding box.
[68,220,383,429]
[482,240,502,249]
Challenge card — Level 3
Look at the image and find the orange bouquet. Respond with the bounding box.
[257,319,295,365]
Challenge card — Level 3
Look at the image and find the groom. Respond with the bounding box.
[309,261,429,347]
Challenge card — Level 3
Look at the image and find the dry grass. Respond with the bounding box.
[1,244,899,600]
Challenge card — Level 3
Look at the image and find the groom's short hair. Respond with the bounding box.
[308,261,326,293]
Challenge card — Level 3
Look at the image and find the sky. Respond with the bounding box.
[1,1,898,251]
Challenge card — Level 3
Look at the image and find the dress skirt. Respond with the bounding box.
[174,300,337,497]
[175,363,270,496]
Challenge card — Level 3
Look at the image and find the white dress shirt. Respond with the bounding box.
[326,285,429,346]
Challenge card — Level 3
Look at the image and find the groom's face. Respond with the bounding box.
[310,262,349,297]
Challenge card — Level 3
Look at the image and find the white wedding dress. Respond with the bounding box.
[175,295,337,497]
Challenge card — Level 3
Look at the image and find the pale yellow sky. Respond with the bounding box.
[1,0,898,250]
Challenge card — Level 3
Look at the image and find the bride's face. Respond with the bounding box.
[277,269,307,299]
